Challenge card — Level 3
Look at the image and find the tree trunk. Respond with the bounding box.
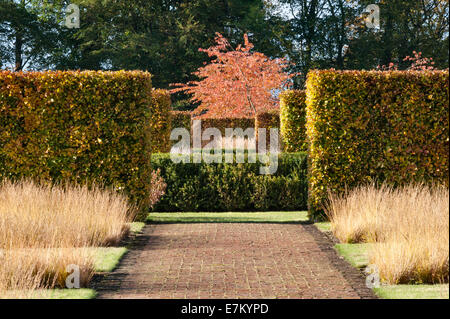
[381,7,394,66]
[304,0,318,77]
[14,29,23,72]
[336,0,346,69]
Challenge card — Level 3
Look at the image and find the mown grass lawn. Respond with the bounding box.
[147,211,309,223]
[129,222,146,234]
[93,247,128,272]
[374,285,449,299]
[33,289,97,299]
[334,243,371,268]
[314,221,331,232]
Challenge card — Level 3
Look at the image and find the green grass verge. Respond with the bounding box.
[93,247,128,272]
[334,243,371,268]
[147,211,309,224]
[21,246,128,299]
[89,221,145,273]
[1,288,97,299]
[374,284,449,299]
[34,289,97,299]
[315,221,331,232]
[91,222,144,272]
[129,221,146,234]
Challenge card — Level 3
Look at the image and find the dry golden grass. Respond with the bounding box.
[0,179,134,249]
[0,248,94,297]
[0,179,134,297]
[325,183,449,284]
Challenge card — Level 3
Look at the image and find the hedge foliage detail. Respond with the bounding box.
[255,110,280,150]
[149,89,172,153]
[0,70,155,213]
[280,90,307,152]
[306,70,449,219]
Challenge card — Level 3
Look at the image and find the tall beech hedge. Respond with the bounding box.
[150,89,172,153]
[197,117,255,148]
[0,70,155,214]
[255,110,280,130]
[306,70,449,219]
[255,110,280,150]
[280,90,307,152]
[171,110,191,130]
[200,117,255,133]
[170,111,191,150]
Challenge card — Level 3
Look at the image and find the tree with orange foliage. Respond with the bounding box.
[171,33,295,119]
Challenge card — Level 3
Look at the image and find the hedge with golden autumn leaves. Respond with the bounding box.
[280,90,307,152]
[199,117,255,135]
[306,70,449,219]
[171,110,191,131]
[0,70,156,216]
[198,117,255,147]
[150,89,172,153]
[255,110,280,150]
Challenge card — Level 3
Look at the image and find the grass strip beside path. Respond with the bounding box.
[315,221,331,232]
[147,211,309,224]
[35,289,97,299]
[374,285,449,299]
[334,243,371,268]
[93,247,128,272]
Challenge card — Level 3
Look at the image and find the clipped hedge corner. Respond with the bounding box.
[280,90,307,152]
[200,117,255,133]
[171,110,192,130]
[255,110,280,150]
[0,70,155,216]
[306,70,449,219]
[150,89,172,153]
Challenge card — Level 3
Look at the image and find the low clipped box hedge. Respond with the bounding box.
[306,70,449,219]
[0,70,156,214]
[280,90,307,152]
[151,152,308,212]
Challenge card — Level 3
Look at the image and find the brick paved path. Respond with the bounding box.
[94,223,376,299]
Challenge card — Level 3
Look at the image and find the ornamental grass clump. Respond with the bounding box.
[326,183,449,284]
[0,179,134,296]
